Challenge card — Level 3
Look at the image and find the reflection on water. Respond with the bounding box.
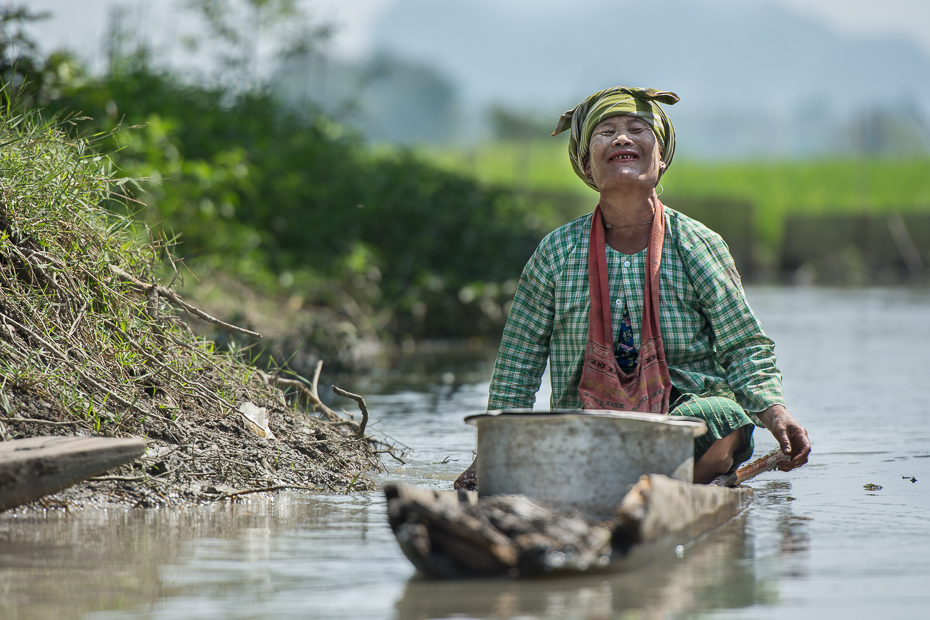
[0,496,367,619]
[395,513,773,620]
[2,288,930,619]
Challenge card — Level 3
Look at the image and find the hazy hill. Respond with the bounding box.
[366,0,930,157]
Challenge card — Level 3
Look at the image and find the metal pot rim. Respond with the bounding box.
[465,408,707,436]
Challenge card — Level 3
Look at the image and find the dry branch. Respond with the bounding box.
[332,386,369,437]
[311,359,323,396]
[255,369,344,422]
[216,484,320,500]
[108,265,263,338]
[2,418,87,427]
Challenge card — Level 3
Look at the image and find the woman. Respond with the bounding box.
[459,87,810,488]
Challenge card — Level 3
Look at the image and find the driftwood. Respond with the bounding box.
[0,436,146,511]
[385,475,752,578]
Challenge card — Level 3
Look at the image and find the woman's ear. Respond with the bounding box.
[583,156,592,179]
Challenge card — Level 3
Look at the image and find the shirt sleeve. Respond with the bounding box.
[487,240,555,411]
[682,230,785,422]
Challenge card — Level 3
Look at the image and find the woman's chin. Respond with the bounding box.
[595,173,660,195]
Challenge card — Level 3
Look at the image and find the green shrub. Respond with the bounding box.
[32,65,541,339]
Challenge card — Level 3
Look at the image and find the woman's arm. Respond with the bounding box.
[487,245,555,411]
[683,229,785,417]
[682,226,811,470]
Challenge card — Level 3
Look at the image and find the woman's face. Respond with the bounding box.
[583,115,666,193]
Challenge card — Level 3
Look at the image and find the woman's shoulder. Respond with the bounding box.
[537,212,592,256]
[664,205,730,256]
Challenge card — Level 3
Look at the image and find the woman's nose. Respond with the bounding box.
[612,132,633,145]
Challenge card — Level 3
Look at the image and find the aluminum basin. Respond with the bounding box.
[465,410,707,519]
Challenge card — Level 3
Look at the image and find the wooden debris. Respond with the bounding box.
[0,436,146,511]
[385,484,612,577]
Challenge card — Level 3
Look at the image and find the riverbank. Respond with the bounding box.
[0,114,387,511]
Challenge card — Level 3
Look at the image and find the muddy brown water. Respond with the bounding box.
[1,287,929,619]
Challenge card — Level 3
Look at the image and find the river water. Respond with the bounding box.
[1,287,929,619]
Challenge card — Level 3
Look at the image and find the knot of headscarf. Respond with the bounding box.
[552,87,679,190]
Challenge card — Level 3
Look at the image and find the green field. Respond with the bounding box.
[423,140,930,248]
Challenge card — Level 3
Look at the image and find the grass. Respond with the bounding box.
[0,111,162,429]
[0,107,327,431]
[421,139,930,248]
[0,106,390,505]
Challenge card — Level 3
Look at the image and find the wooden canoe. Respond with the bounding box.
[385,474,753,579]
[0,435,146,511]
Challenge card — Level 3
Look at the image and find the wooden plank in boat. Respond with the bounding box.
[0,435,147,511]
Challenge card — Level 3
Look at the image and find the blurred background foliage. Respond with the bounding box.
[2,3,547,369]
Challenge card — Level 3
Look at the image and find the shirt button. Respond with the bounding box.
[615,299,622,307]
[623,260,631,267]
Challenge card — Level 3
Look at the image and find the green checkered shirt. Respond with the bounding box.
[488,207,784,422]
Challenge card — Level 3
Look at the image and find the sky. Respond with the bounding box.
[27,0,930,61]
[774,0,930,55]
[22,0,930,156]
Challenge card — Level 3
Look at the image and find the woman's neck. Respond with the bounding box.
[599,188,658,255]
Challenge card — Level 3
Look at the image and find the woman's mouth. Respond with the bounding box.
[608,151,639,162]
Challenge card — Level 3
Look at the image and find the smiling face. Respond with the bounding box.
[583,115,666,193]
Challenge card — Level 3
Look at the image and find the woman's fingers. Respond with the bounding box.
[760,405,811,472]
[776,420,811,471]
[788,423,812,466]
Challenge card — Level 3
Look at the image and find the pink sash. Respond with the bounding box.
[577,202,672,413]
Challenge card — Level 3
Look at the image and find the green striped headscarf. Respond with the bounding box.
[552,87,680,190]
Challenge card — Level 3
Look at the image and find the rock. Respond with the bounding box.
[239,402,275,439]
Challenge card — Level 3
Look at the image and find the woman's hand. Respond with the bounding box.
[758,405,811,471]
